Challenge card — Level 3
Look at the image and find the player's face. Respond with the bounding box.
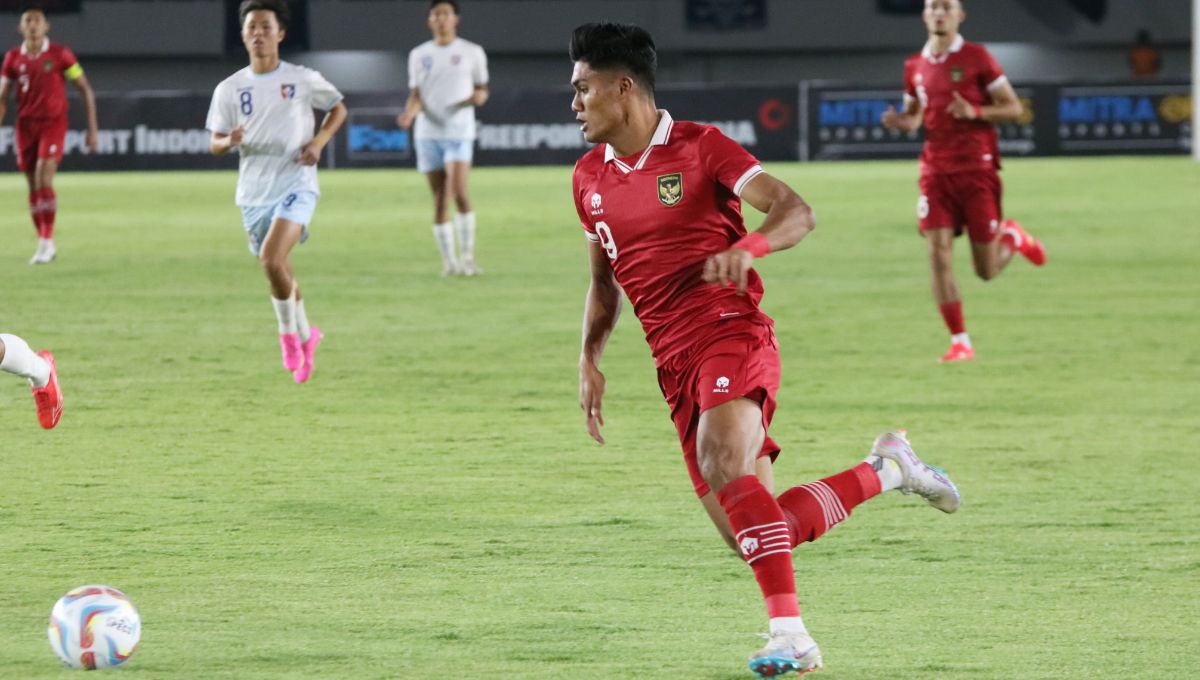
[923,0,964,37]
[241,10,285,60]
[570,62,626,145]
[427,3,460,39]
[18,10,48,42]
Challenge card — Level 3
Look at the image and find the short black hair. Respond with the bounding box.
[430,0,459,14]
[569,23,657,93]
[239,0,290,30]
[19,2,46,15]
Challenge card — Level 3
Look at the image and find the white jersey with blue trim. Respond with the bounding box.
[407,37,488,141]
[206,61,343,207]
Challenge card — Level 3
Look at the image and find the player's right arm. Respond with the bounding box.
[396,87,422,130]
[881,57,924,132]
[579,238,622,445]
[210,126,244,155]
[0,78,10,127]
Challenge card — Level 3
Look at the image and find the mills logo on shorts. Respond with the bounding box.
[657,173,683,207]
[280,84,296,99]
[713,376,730,394]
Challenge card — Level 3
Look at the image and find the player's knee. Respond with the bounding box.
[259,254,287,279]
[974,262,999,281]
[697,442,753,490]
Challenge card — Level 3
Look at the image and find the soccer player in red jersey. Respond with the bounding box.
[881,0,1045,363]
[0,332,62,429]
[571,23,961,677]
[0,4,98,265]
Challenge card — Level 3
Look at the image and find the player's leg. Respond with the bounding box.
[445,139,480,275]
[0,332,62,429]
[271,192,322,383]
[927,228,973,362]
[15,121,48,263]
[700,455,774,552]
[419,139,460,276]
[259,217,305,373]
[30,120,66,264]
[698,399,822,676]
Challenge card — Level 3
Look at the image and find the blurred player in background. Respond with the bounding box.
[397,0,489,276]
[881,0,1045,362]
[571,23,960,678]
[0,3,99,265]
[0,332,62,428]
[207,0,346,383]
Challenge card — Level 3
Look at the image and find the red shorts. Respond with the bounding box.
[918,170,1003,243]
[656,319,782,498]
[14,116,68,172]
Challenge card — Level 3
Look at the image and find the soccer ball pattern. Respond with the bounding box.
[47,585,141,670]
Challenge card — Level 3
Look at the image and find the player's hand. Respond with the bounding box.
[296,140,323,166]
[396,110,416,129]
[702,247,756,295]
[579,361,607,445]
[881,104,904,130]
[84,130,98,154]
[947,91,978,120]
[228,126,245,149]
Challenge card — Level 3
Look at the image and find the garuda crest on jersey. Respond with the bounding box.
[657,173,683,207]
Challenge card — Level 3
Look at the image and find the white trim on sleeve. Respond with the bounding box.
[732,164,764,197]
[0,76,9,89]
[583,230,599,242]
[903,93,916,107]
[986,75,1010,91]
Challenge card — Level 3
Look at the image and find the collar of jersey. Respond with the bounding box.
[20,39,50,57]
[922,34,964,64]
[244,62,286,79]
[604,109,674,174]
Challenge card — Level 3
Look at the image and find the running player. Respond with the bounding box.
[397,0,489,276]
[570,23,961,677]
[881,0,1046,362]
[0,3,99,264]
[0,332,62,429]
[207,0,346,383]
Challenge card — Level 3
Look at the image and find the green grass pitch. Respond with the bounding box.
[1,156,1197,678]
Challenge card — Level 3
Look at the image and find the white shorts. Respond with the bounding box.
[238,191,317,257]
[416,138,474,173]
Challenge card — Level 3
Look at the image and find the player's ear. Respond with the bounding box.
[617,74,635,98]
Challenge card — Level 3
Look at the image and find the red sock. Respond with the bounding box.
[938,300,965,336]
[776,463,882,547]
[716,475,800,619]
[28,191,45,238]
[38,188,57,239]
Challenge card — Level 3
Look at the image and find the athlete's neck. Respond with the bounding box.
[434,33,456,46]
[928,32,957,55]
[607,105,661,158]
[23,37,46,54]
[250,54,281,74]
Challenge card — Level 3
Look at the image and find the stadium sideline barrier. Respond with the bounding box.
[0,82,1188,171]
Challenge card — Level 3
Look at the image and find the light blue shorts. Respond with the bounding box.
[239,191,317,257]
[416,138,474,173]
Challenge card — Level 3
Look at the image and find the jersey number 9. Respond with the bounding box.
[595,221,618,261]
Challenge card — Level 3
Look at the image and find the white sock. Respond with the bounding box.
[432,222,458,268]
[271,295,297,335]
[769,616,808,636]
[0,333,50,387]
[864,456,904,493]
[952,332,972,348]
[294,295,311,343]
[454,211,476,262]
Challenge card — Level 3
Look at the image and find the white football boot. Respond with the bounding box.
[749,631,823,677]
[870,430,961,513]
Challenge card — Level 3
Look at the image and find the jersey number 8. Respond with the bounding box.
[240,91,253,115]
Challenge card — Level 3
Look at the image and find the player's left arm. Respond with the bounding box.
[946,81,1022,123]
[66,68,99,153]
[702,172,816,294]
[297,100,348,166]
[0,78,11,127]
[461,46,489,108]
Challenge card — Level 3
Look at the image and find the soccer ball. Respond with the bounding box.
[47,585,141,670]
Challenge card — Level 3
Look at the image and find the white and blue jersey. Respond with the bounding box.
[206,61,343,207]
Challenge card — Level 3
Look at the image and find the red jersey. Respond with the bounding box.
[573,110,772,365]
[903,35,1006,175]
[1,40,79,121]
